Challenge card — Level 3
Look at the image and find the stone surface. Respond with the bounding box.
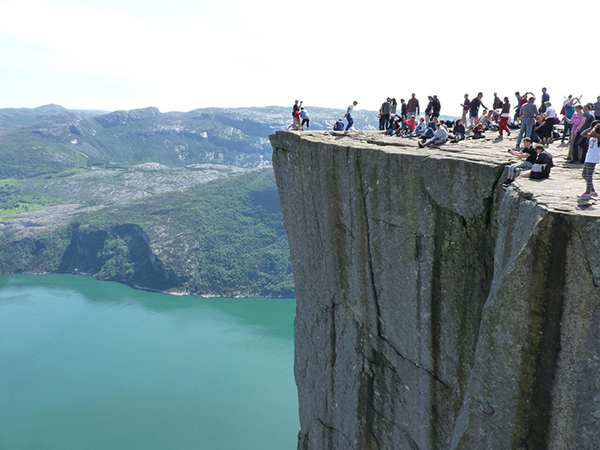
[271,130,600,450]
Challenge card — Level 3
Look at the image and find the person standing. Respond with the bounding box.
[574,104,595,162]
[562,97,576,143]
[498,97,511,138]
[407,94,420,119]
[300,107,310,131]
[400,99,407,120]
[540,88,550,113]
[579,123,600,198]
[469,92,488,127]
[432,95,441,118]
[379,98,391,130]
[424,96,434,123]
[293,100,302,117]
[541,101,556,146]
[287,100,303,130]
[460,94,470,126]
[493,93,503,110]
[345,101,358,131]
[516,96,538,148]
[514,91,531,123]
[564,105,585,162]
[389,98,398,128]
[594,96,600,120]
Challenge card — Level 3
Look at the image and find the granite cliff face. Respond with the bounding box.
[271,131,600,450]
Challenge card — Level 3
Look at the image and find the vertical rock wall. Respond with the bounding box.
[271,131,600,450]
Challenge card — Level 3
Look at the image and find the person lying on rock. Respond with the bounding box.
[418,122,448,148]
[502,138,535,186]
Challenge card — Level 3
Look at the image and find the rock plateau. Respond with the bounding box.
[271,130,600,450]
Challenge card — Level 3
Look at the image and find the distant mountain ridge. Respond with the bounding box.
[0,104,386,179]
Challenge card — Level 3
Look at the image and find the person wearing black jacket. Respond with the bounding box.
[400,99,407,120]
[432,95,441,118]
[469,92,488,127]
[529,145,554,179]
[425,96,434,122]
[493,93,503,110]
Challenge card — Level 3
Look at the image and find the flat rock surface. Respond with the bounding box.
[290,130,600,217]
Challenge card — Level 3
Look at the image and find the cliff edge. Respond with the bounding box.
[271,131,600,450]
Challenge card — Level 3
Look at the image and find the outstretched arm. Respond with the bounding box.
[582,126,600,139]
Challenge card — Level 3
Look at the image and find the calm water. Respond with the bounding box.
[0,274,298,450]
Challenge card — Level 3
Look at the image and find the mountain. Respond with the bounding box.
[0,103,455,297]
[0,104,382,179]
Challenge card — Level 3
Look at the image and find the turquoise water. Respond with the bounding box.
[0,274,298,450]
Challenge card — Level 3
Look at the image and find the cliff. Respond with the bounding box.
[271,131,600,450]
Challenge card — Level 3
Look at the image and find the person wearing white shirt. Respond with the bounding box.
[345,101,358,131]
[580,124,600,198]
[542,101,556,146]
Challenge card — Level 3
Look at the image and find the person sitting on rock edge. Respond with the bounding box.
[449,119,466,142]
[415,116,427,137]
[502,137,535,186]
[418,122,448,148]
[468,122,486,139]
[401,115,417,136]
[386,116,401,135]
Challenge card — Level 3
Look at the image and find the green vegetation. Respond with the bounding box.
[0,169,294,298]
[0,177,61,217]
[78,169,294,297]
[0,105,325,297]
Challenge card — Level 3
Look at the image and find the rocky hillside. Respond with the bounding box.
[272,131,600,449]
[0,169,293,298]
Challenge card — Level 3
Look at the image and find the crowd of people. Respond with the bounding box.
[288,91,600,199]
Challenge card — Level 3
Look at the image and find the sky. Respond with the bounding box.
[1,0,599,115]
